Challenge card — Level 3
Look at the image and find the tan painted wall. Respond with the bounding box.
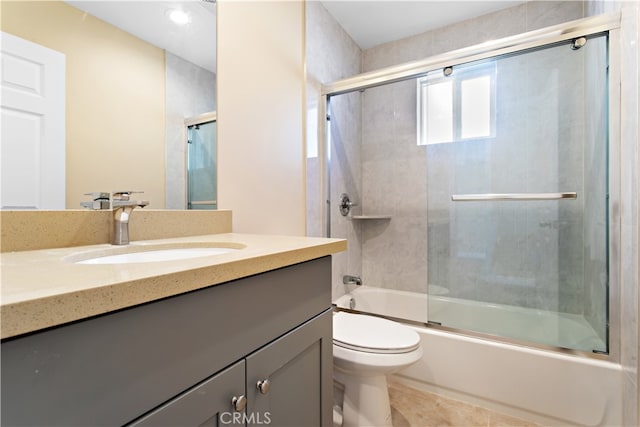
[217,0,305,235]
[1,1,166,209]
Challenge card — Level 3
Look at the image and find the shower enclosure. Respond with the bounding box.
[321,15,616,355]
[185,113,217,210]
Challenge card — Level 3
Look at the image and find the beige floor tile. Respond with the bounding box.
[388,379,540,427]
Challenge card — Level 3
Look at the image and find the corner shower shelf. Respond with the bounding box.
[351,215,392,220]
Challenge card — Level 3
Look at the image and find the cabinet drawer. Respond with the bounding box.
[130,360,246,426]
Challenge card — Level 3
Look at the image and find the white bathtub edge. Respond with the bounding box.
[335,287,623,426]
[399,327,623,427]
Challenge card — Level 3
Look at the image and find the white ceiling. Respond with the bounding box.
[321,1,526,49]
[65,1,526,73]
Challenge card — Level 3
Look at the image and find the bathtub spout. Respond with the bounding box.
[343,275,362,286]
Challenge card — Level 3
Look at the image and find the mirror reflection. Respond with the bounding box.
[0,1,216,210]
[186,112,217,210]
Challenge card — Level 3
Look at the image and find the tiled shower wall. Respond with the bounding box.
[585,2,640,425]
[305,1,362,299]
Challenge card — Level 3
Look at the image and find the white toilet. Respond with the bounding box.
[332,311,423,427]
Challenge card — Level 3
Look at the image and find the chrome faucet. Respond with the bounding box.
[343,275,362,286]
[112,191,149,245]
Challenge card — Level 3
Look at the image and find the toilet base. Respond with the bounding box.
[334,369,392,427]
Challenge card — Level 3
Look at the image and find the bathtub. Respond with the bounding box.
[334,287,622,426]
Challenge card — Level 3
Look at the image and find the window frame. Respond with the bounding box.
[417,61,497,146]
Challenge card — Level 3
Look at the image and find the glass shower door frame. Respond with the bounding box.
[320,12,623,361]
[185,111,217,210]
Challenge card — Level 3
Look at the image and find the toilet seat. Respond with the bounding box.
[333,311,420,354]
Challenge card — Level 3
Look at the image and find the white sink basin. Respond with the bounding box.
[67,243,245,265]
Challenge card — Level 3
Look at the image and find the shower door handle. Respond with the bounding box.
[450,192,577,202]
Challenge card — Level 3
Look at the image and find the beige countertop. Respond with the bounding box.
[1,233,346,339]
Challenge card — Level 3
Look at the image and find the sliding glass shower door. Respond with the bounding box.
[321,24,611,354]
[425,34,609,353]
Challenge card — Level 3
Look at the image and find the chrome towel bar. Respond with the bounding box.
[451,192,577,202]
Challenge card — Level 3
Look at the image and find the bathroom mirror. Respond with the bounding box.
[1,1,216,210]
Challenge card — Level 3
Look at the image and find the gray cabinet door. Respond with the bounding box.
[130,360,246,426]
[246,309,333,427]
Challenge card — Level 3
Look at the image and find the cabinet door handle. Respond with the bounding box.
[231,395,247,412]
[256,379,271,395]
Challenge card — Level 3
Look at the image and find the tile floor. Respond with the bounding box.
[388,379,541,427]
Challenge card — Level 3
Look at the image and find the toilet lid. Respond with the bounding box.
[333,311,421,354]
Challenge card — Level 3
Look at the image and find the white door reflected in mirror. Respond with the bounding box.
[1,32,65,209]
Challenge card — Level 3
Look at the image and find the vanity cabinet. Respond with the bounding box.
[1,256,333,426]
[130,311,331,426]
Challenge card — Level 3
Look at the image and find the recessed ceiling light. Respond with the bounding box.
[167,9,190,25]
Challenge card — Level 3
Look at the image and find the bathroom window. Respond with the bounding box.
[417,62,496,145]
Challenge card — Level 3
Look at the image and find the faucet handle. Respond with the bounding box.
[112,191,143,201]
[81,192,110,210]
[85,192,110,200]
